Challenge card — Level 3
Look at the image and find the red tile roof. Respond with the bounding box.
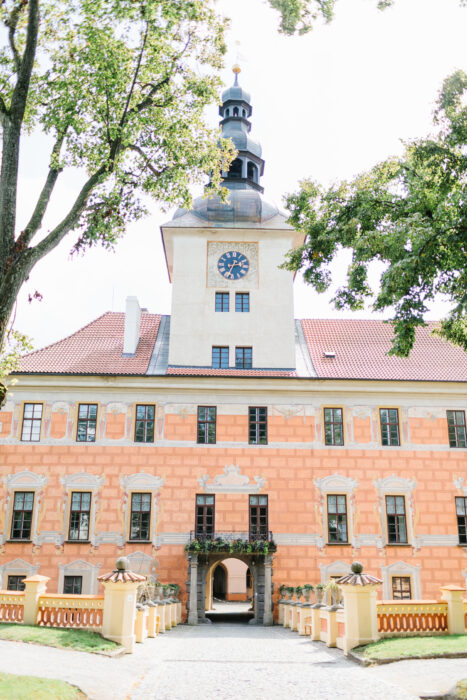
[301,319,467,381]
[166,367,297,377]
[17,312,467,381]
[19,312,161,375]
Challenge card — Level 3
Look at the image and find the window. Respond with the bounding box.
[21,403,43,442]
[235,293,250,312]
[129,493,151,541]
[235,347,252,369]
[386,495,407,544]
[215,292,229,312]
[212,346,229,369]
[10,492,34,540]
[447,411,466,448]
[247,162,258,182]
[392,576,411,600]
[324,408,344,446]
[195,495,215,538]
[197,406,216,444]
[68,492,91,541]
[7,575,26,591]
[230,157,242,178]
[76,404,98,442]
[380,408,400,446]
[249,407,267,445]
[63,576,82,595]
[456,497,467,544]
[135,404,155,443]
[327,495,348,543]
[249,495,268,540]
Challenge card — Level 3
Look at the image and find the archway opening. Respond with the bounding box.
[205,558,253,624]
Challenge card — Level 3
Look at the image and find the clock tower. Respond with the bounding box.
[161,68,304,371]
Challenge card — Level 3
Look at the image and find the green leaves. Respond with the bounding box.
[284,71,467,356]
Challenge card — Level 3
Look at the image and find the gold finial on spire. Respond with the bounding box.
[232,64,241,75]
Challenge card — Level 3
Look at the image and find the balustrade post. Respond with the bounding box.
[337,562,382,655]
[188,554,199,625]
[22,575,49,625]
[440,585,466,635]
[97,557,146,654]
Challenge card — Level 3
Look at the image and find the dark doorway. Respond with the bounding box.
[213,564,226,600]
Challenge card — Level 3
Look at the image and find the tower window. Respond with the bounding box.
[235,292,249,312]
[212,346,229,369]
[233,106,239,117]
[247,162,258,183]
[242,109,246,117]
[229,158,242,179]
[225,108,229,116]
[235,347,252,369]
[215,292,229,312]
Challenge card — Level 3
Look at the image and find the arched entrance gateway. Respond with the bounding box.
[187,550,274,625]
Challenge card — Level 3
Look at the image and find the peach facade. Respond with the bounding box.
[1,373,466,620]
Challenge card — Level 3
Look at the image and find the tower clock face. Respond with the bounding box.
[217,251,249,280]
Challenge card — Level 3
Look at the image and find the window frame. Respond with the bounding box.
[7,575,26,591]
[391,576,412,600]
[249,495,268,541]
[63,575,83,595]
[235,292,250,313]
[235,346,252,369]
[134,404,156,443]
[212,346,229,369]
[326,494,348,544]
[197,406,216,445]
[129,492,152,542]
[215,292,230,312]
[248,406,268,445]
[455,496,467,545]
[10,491,34,541]
[68,491,92,542]
[380,408,401,447]
[323,407,344,446]
[20,402,44,442]
[76,403,98,443]
[195,494,215,539]
[447,410,466,448]
[385,495,408,544]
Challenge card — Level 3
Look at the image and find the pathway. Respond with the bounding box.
[0,624,464,699]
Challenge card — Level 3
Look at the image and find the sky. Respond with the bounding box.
[12,0,467,350]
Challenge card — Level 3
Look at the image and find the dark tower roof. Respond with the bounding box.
[172,66,282,225]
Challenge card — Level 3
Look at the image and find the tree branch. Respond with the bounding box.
[6,1,23,73]
[118,20,149,129]
[21,129,67,245]
[128,144,166,178]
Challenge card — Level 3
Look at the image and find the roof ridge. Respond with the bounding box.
[22,311,114,358]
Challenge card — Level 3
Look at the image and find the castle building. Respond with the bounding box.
[1,69,466,621]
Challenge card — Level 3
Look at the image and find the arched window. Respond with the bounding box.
[233,106,239,117]
[229,158,242,179]
[247,162,258,182]
[225,108,229,117]
[242,109,246,117]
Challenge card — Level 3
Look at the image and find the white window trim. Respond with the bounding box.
[59,471,105,546]
[58,559,102,595]
[314,473,358,548]
[120,473,164,546]
[1,471,49,546]
[380,560,421,600]
[0,558,39,588]
[374,475,417,547]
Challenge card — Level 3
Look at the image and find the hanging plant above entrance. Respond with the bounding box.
[185,536,276,556]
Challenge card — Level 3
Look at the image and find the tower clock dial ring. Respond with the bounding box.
[217,251,250,280]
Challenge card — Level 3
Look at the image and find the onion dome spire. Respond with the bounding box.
[219,67,265,193]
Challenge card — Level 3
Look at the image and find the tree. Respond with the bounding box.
[283,71,467,357]
[0,0,234,358]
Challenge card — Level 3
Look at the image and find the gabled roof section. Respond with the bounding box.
[301,319,467,381]
[19,312,161,375]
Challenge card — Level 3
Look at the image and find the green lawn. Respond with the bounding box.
[0,623,121,654]
[355,634,467,661]
[0,672,85,699]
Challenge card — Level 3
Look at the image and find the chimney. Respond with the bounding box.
[123,296,141,355]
